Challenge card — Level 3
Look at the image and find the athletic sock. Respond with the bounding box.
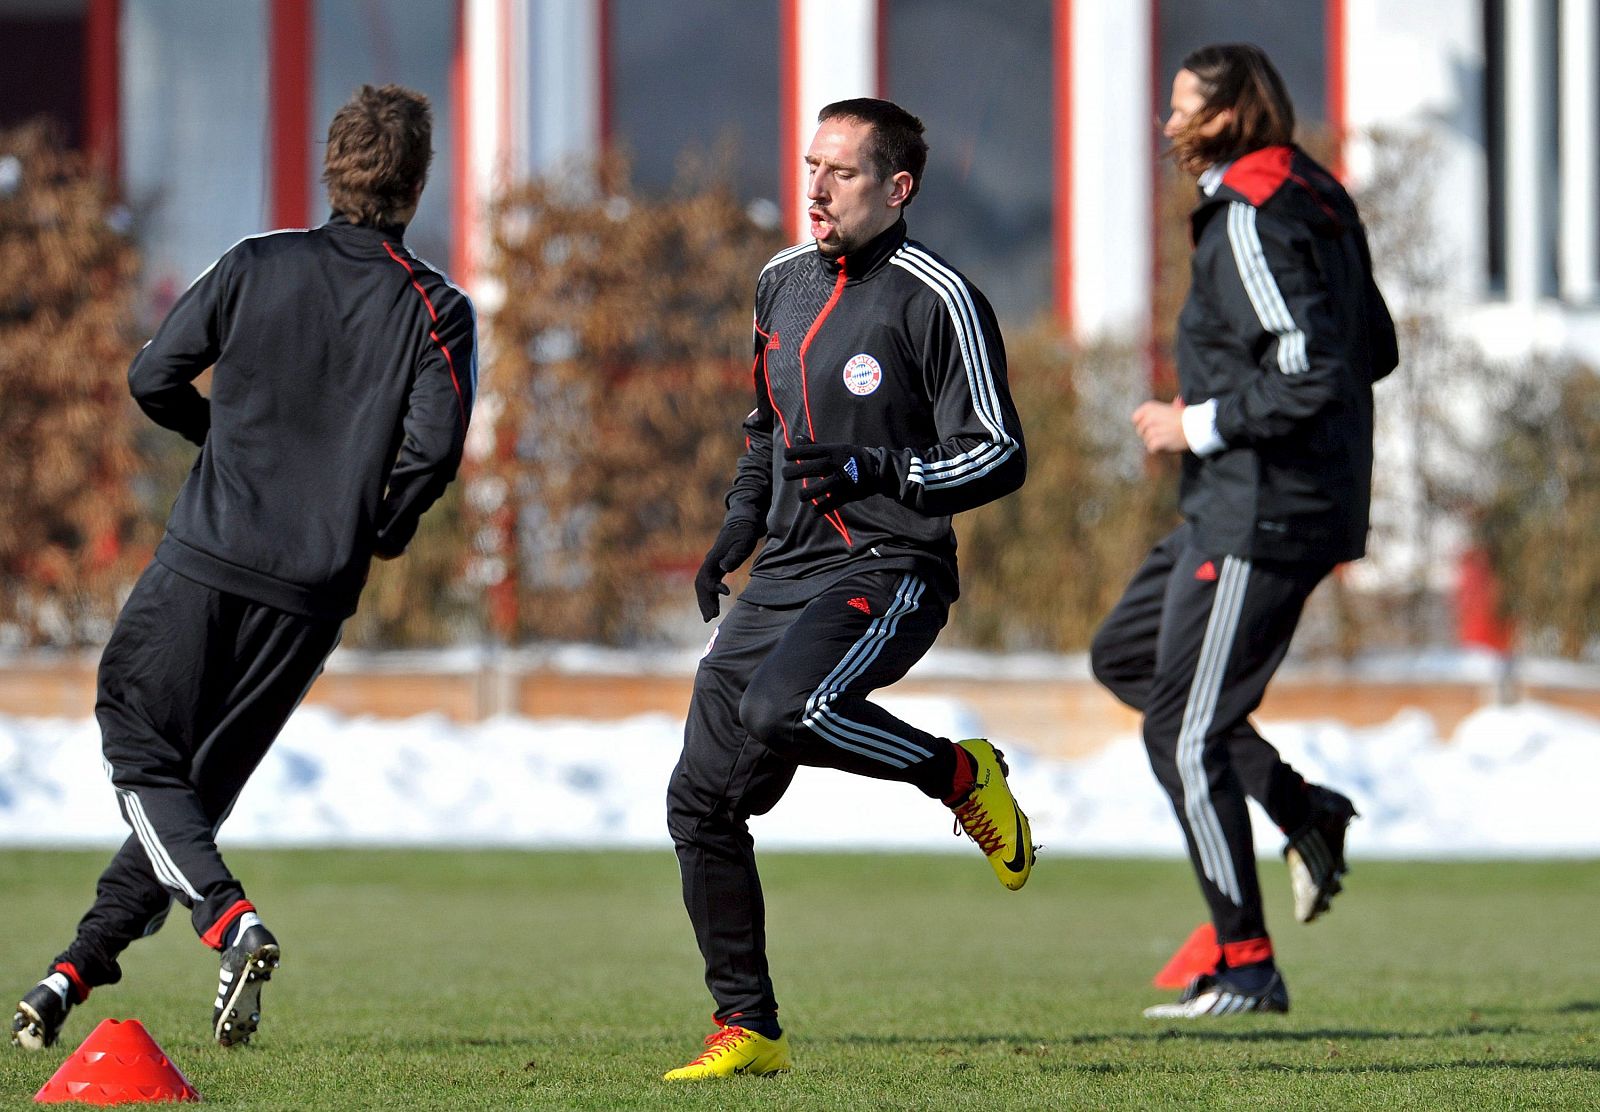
[938,742,975,805]
[1220,959,1278,993]
[726,1013,782,1041]
[39,972,72,1007]
[223,911,264,950]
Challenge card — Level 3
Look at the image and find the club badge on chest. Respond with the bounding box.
[842,352,883,396]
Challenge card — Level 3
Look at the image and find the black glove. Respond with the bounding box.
[695,517,761,621]
[781,439,890,514]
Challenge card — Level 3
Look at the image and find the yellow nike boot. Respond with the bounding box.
[949,739,1035,890]
[663,1021,793,1081]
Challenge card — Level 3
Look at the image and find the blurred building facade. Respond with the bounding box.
[0,0,1586,359]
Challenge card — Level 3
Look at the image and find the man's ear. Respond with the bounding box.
[886,170,914,210]
[1199,107,1235,139]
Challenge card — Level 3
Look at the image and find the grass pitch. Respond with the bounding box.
[1,849,1596,1109]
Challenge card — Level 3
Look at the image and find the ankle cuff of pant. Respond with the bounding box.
[722,1011,781,1039]
[200,899,256,951]
[52,962,90,1004]
[1221,937,1273,967]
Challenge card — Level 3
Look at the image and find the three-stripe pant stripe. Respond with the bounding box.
[802,574,933,768]
[1175,555,1251,906]
[114,786,203,902]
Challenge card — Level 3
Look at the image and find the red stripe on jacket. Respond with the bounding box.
[384,241,467,437]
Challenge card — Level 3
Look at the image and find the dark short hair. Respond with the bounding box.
[322,84,433,226]
[1172,43,1296,172]
[817,98,928,206]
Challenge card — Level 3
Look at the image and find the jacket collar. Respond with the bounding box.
[817,217,907,283]
[1190,146,1297,240]
[325,212,408,244]
[1197,161,1231,197]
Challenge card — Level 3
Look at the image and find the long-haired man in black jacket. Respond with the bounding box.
[664,98,1031,1080]
[11,85,475,1051]
[1092,44,1397,1018]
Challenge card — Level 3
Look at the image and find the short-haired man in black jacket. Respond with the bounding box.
[664,98,1031,1080]
[1092,44,1397,1018]
[11,84,474,1051]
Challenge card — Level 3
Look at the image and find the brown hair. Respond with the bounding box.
[818,98,928,206]
[1170,43,1295,174]
[322,84,433,226]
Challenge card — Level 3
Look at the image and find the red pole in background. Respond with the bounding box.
[269,0,313,229]
[1325,0,1347,179]
[83,0,120,184]
[1052,0,1074,334]
[779,0,799,240]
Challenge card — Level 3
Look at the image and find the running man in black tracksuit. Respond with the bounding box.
[1092,45,1396,1018]
[11,85,474,1051]
[664,99,1031,1080]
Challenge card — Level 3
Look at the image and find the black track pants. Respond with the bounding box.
[1090,525,1330,947]
[667,569,952,1026]
[57,561,340,989]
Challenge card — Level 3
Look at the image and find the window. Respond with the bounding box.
[883,0,1052,322]
[0,1,87,146]
[1155,0,1327,129]
[123,0,269,301]
[313,0,456,268]
[605,0,779,206]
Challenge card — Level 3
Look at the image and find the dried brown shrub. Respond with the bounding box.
[947,331,1177,650]
[483,153,784,643]
[0,121,146,645]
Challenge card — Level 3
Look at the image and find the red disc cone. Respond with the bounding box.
[1152,921,1221,989]
[34,1018,200,1104]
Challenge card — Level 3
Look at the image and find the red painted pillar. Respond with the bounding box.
[1052,0,1073,332]
[779,0,800,240]
[450,0,473,283]
[1326,0,1347,178]
[269,0,313,229]
[83,0,120,184]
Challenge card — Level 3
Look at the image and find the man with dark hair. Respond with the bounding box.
[663,98,1030,1080]
[11,84,474,1051]
[1091,44,1394,1018]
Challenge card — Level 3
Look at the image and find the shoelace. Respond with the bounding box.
[951,795,1004,856]
[687,1025,753,1066]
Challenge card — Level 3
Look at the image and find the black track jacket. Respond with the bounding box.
[128,215,476,619]
[722,218,1025,605]
[1177,145,1396,564]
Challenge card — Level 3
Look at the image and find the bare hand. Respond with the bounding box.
[1131,399,1189,454]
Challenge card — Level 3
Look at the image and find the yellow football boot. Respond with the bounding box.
[663,1022,792,1081]
[950,738,1035,890]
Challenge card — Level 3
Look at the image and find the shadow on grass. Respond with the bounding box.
[827,1025,1530,1048]
[1040,1059,1600,1076]
[1556,1000,1600,1014]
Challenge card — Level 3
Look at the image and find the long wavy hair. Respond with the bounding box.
[1169,43,1295,174]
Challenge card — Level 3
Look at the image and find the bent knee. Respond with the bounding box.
[738,684,802,752]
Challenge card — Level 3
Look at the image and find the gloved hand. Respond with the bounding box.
[695,517,762,621]
[781,438,890,514]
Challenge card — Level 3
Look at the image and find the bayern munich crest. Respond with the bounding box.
[842,353,883,396]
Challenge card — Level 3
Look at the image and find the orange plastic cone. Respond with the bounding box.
[1152,922,1221,989]
[34,1018,200,1104]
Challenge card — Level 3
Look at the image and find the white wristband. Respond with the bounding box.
[1181,399,1226,457]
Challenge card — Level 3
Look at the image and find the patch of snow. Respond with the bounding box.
[1,697,1596,857]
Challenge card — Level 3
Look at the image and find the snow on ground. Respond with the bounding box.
[2,696,1597,857]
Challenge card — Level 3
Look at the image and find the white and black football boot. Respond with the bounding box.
[214,923,280,1047]
[1143,964,1290,1019]
[11,980,73,1050]
[1284,785,1358,923]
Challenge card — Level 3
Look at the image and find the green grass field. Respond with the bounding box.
[1,849,1596,1109]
